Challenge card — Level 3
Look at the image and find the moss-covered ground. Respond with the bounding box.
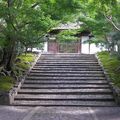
[0,76,15,92]
[97,51,120,87]
[17,53,35,70]
[0,53,36,92]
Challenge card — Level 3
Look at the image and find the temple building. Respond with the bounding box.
[44,23,93,53]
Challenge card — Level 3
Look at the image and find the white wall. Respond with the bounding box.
[89,44,102,54]
[43,42,48,52]
[81,36,103,54]
[81,36,89,54]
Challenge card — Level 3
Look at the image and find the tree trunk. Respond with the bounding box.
[5,48,16,71]
[104,35,110,52]
[2,39,17,71]
[25,46,28,55]
[0,48,4,65]
[30,46,33,52]
[1,0,18,71]
[110,43,115,56]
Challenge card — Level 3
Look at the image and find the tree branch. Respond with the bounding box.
[104,14,120,32]
[11,22,18,31]
[31,2,40,8]
[7,0,14,7]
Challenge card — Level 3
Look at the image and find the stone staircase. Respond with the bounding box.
[13,53,117,106]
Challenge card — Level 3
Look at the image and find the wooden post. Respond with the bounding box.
[77,38,82,53]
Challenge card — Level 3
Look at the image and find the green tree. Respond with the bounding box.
[0,0,80,71]
[56,30,78,42]
[0,0,119,71]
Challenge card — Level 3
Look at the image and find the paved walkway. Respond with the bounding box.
[0,106,120,120]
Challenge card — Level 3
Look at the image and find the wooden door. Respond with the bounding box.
[59,43,78,53]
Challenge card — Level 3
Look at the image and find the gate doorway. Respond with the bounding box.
[59,42,80,53]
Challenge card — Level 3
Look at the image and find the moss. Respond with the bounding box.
[16,53,36,70]
[0,76,15,91]
[18,53,35,63]
[16,62,30,70]
[97,51,120,87]
[0,53,36,92]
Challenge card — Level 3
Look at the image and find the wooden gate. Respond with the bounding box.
[59,43,79,53]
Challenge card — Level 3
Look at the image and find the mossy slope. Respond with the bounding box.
[98,51,120,87]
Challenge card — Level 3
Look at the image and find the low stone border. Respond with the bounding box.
[0,53,42,105]
[0,91,10,105]
[95,54,120,105]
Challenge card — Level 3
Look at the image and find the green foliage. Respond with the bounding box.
[0,0,118,49]
[111,31,120,43]
[40,0,81,21]
[0,0,119,70]
[98,51,120,87]
[56,30,78,42]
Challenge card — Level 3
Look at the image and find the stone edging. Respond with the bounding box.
[95,54,120,105]
[7,53,42,105]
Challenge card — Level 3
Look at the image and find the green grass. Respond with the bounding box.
[0,53,36,92]
[97,51,120,87]
[0,76,15,92]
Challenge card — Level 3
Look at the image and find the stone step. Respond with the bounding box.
[33,66,101,68]
[41,53,91,55]
[40,56,96,59]
[35,63,99,66]
[36,62,98,64]
[30,70,103,74]
[13,100,116,107]
[13,54,117,107]
[26,76,106,80]
[34,65,100,68]
[32,68,103,71]
[21,84,110,89]
[37,59,98,62]
[40,59,97,61]
[40,55,96,58]
[18,88,112,94]
[41,54,95,57]
[28,73,105,77]
[24,80,108,84]
[40,56,96,58]
[14,94,114,101]
[41,57,96,59]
